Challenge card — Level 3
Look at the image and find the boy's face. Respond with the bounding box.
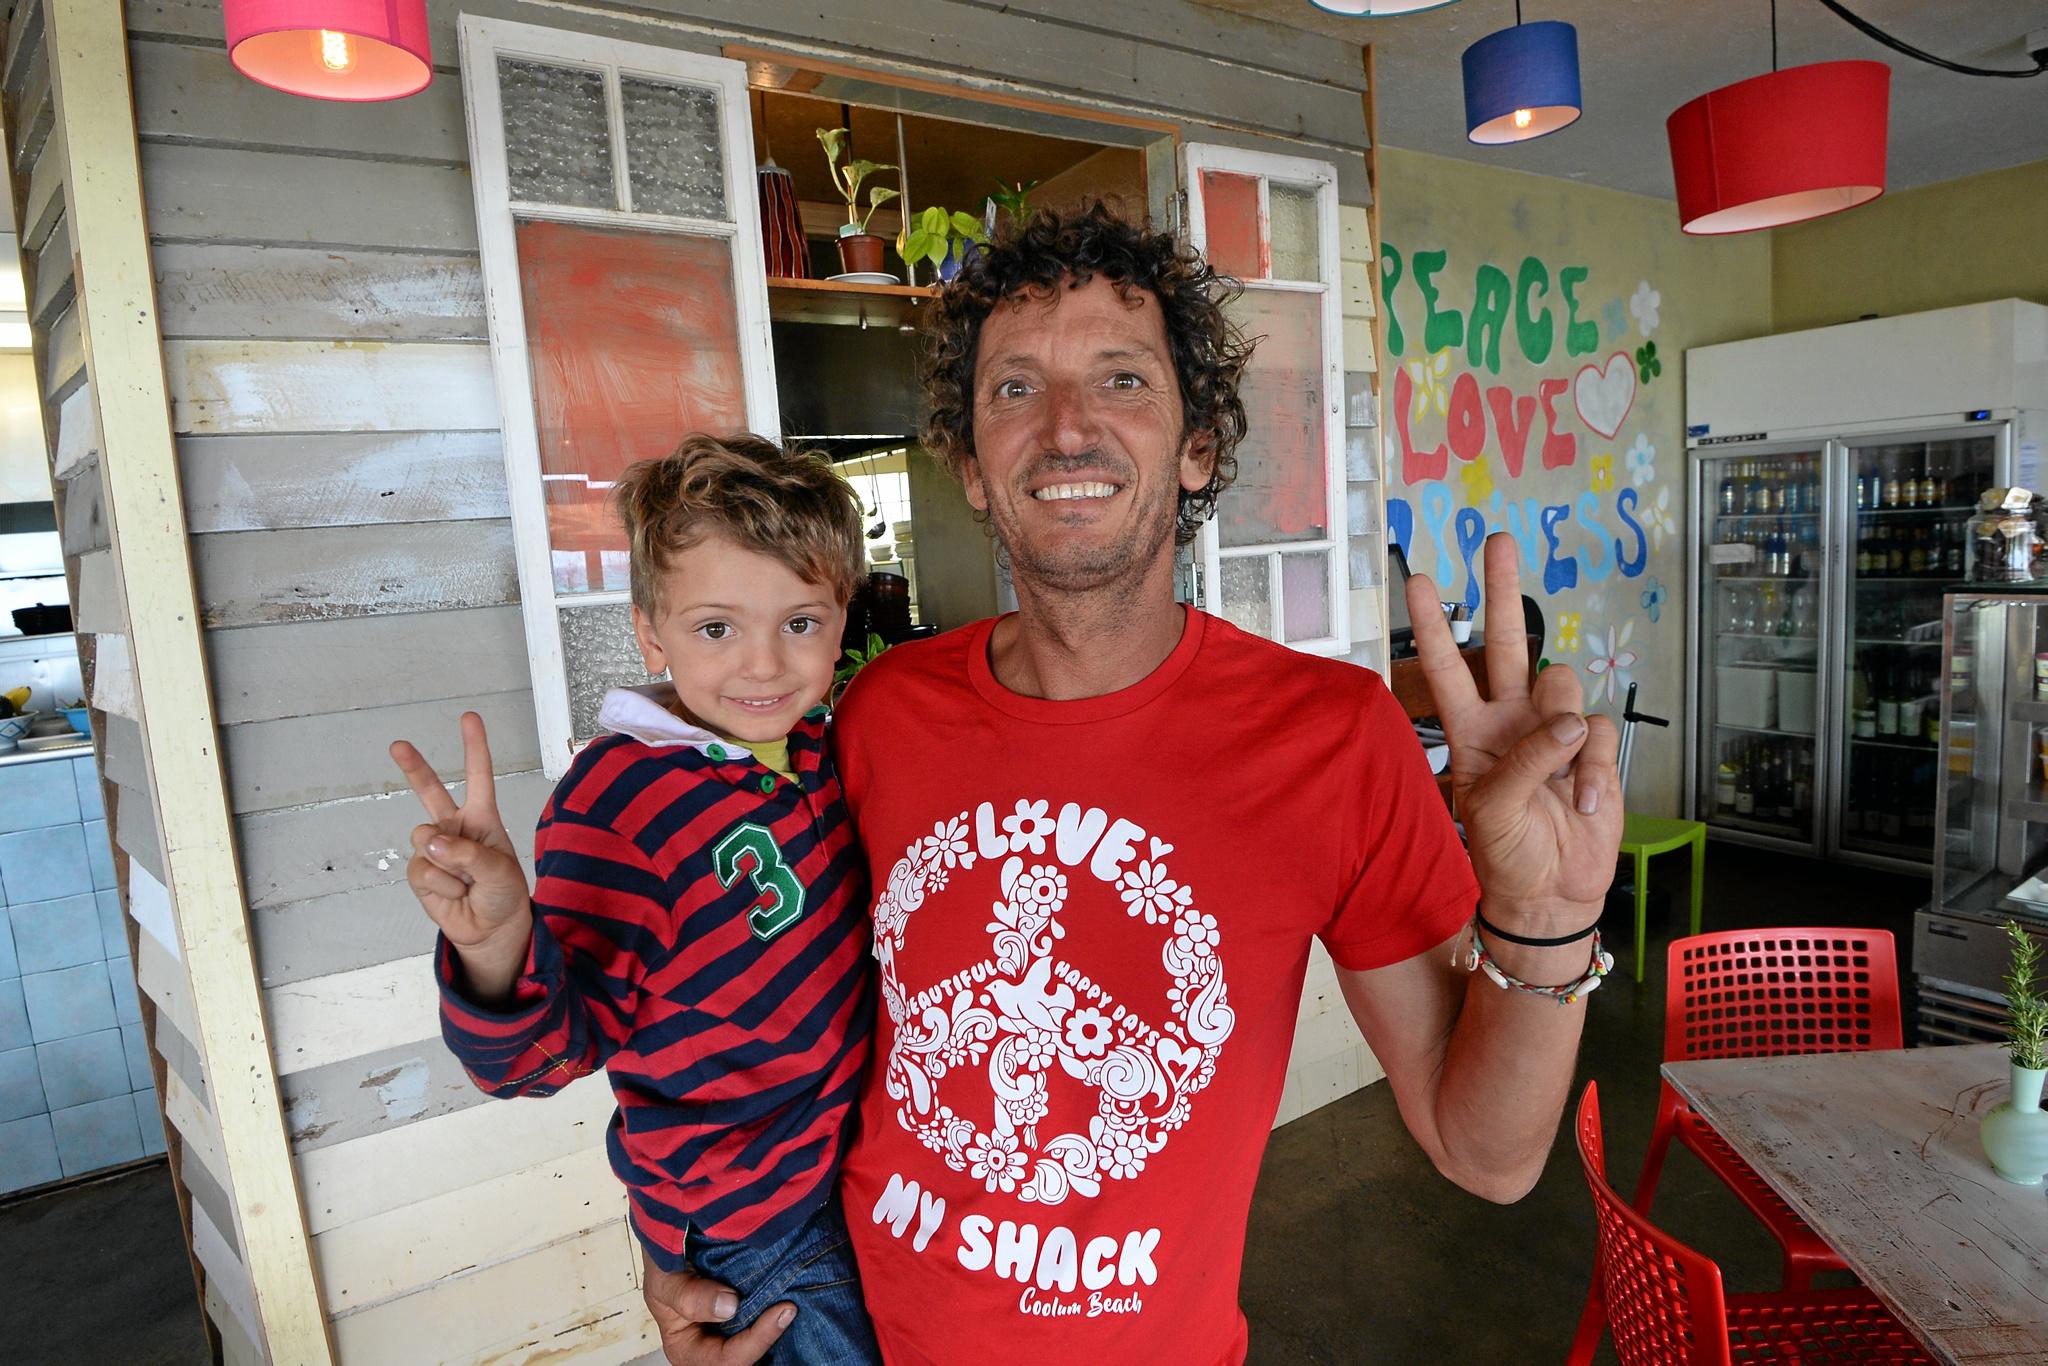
[631,534,847,744]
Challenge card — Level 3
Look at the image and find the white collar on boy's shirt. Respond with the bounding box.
[597,682,757,763]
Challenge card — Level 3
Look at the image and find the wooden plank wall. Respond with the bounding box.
[103,0,1374,1357]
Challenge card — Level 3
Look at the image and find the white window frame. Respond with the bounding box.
[459,17,780,777]
[1181,141,1349,657]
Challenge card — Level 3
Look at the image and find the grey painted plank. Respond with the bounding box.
[3,0,42,99]
[192,520,518,628]
[155,1011,209,1105]
[179,430,507,532]
[180,1144,240,1259]
[102,713,147,792]
[281,1038,489,1153]
[29,210,71,327]
[205,605,533,725]
[74,547,124,633]
[997,0,1367,92]
[132,36,469,163]
[43,300,81,395]
[141,142,478,252]
[221,688,540,814]
[59,462,108,556]
[8,34,50,177]
[114,776,164,881]
[252,880,439,989]
[235,767,550,910]
[20,124,61,252]
[154,243,488,342]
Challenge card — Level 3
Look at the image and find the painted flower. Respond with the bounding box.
[1646,485,1676,550]
[1630,280,1662,335]
[1636,340,1663,384]
[1119,859,1193,925]
[1173,909,1221,957]
[923,814,971,869]
[1004,1079,1050,1128]
[1000,798,1054,856]
[1556,610,1582,653]
[1590,453,1614,493]
[1063,1007,1113,1059]
[1406,347,1452,420]
[1602,297,1628,344]
[1625,434,1656,487]
[1641,577,1667,624]
[1103,1130,1148,1180]
[966,1129,1028,1193]
[1585,621,1641,705]
[1015,864,1067,918]
[1012,1024,1057,1071]
[1459,454,1494,505]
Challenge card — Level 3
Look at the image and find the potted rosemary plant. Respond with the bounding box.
[1982,919,2048,1184]
[816,127,899,277]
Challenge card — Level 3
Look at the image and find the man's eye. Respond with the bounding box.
[1107,372,1144,390]
[786,616,818,636]
[995,379,1032,399]
[697,622,731,641]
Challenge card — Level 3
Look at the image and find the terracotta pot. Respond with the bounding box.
[836,233,887,276]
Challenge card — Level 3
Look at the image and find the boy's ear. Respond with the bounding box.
[630,603,667,674]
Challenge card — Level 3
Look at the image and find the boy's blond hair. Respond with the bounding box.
[612,434,864,617]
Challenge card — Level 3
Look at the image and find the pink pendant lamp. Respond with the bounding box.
[1667,59,1889,234]
[225,0,433,101]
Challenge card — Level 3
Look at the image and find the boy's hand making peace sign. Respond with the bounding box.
[389,711,536,1004]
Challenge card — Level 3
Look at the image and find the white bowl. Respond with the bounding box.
[0,712,37,752]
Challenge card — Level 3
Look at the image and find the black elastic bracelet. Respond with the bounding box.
[1475,905,1600,948]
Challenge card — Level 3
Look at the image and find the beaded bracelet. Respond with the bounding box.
[1455,916,1613,1006]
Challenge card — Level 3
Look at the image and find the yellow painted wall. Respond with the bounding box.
[1771,160,2048,332]
[1377,146,1773,816]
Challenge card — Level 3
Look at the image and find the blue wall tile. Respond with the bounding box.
[95,890,123,957]
[0,760,81,834]
[119,1023,152,1091]
[0,1044,44,1122]
[0,825,92,904]
[84,821,114,892]
[37,1028,129,1110]
[110,960,141,1026]
[0,910,14,979]
[0,979,27,1052]
[50,1094,143,1176]
[8,895,103,975]
[0,1112,60,1193]
[21,963,115,1042]
[73,759,103,820]
[133,1090,164,1157]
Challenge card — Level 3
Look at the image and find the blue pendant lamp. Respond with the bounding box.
[1463,3,1582,144]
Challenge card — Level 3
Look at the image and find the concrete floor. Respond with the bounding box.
[0,843,1923,1364]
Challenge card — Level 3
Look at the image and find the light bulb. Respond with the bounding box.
[1513,108,1534,130]
[317,29,356,74]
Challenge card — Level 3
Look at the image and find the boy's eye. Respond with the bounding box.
[696,622,731,641]
[785,616,819,636]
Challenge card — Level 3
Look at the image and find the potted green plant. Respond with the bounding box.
[985,178,1039,234]
[1982,919,2048,1184]
[816,127,899,277]
[898,205,988,283]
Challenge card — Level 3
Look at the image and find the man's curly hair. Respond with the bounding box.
[918,202,1254,547]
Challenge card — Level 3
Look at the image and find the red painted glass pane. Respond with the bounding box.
[515,220,748,594]
[1200,170,1265,280]
[1219,287,1326,547]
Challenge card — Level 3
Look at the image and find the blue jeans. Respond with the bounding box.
[686,1193,880,1365]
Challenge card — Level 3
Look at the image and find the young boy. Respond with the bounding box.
[390,434,880,1364]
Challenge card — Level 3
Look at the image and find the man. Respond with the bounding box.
[642,205,1622,1362]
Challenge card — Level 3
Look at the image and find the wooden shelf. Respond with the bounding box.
[767,277,938,328]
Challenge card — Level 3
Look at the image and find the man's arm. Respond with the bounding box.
[1344,534,1621,1202]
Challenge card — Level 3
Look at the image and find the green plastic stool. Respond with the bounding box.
[1616,813,1705,982]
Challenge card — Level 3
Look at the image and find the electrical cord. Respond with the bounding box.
[1813,0,2048,78]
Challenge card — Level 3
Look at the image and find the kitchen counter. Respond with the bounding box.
[0,736,91,768]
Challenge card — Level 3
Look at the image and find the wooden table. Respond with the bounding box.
[1663,1044,2048,1365]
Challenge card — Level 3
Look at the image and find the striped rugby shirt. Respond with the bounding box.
[436,684,875,1266]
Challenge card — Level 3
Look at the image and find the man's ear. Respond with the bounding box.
[631,603,667,674]
[961,453,990,512]
[1179,428,1217,494]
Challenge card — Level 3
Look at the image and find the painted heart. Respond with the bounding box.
[1574,351,1637,440]
[1149,837,1174,859]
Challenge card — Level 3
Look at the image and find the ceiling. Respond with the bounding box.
[1201,0,2048,199]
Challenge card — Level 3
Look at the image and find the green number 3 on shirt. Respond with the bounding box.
[713,823,805,941]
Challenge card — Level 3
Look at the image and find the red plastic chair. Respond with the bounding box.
[1568,1081,1930,1366]
[1572,928,1905,1353]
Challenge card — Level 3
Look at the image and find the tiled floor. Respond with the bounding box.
[0,841,1924,1364]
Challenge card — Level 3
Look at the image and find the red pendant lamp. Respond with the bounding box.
[225,0,432,102]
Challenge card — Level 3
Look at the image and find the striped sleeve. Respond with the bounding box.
[438,808,675,1097]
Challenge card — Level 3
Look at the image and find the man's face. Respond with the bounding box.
[963,275,1212,594]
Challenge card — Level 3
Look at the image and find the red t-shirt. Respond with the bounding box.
[833,609,1477,1364]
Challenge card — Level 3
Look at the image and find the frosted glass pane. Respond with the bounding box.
[621,77,726,220]
[1200,170,1263,280]
[1218,287,1327,547]
[1219,556,1271,638]
[561,602,663,744]
[1268,183,1320,282]
[499,59,614,209]
[1281,551,1331,643]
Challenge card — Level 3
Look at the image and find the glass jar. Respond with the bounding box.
[1967,487,2046,582]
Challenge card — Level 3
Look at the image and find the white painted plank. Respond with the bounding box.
[72,546,122,632]
[281,1040,490,1152]
[220,688,539,814]
[128,859,179,962]
[194,1206,265,1366]
[460,1288,660,1366]
[234,768,549,910]
[329,1223,641,1366]
[88,630,136,721]
[298,1070,613,1235]
[313,1144,624,1311]
[51,378,98,476]
[192,520,519,629]
[267,953,439,1078]
[136,925,199,1055]
[253,879,439,988]
[141,141,479,252]
[179,430,507,532]
[205,605,531,725]
[153,242,488,343]
[162,339,498,436]
[208,1280,269,1366]
[163,1069,218,1172]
